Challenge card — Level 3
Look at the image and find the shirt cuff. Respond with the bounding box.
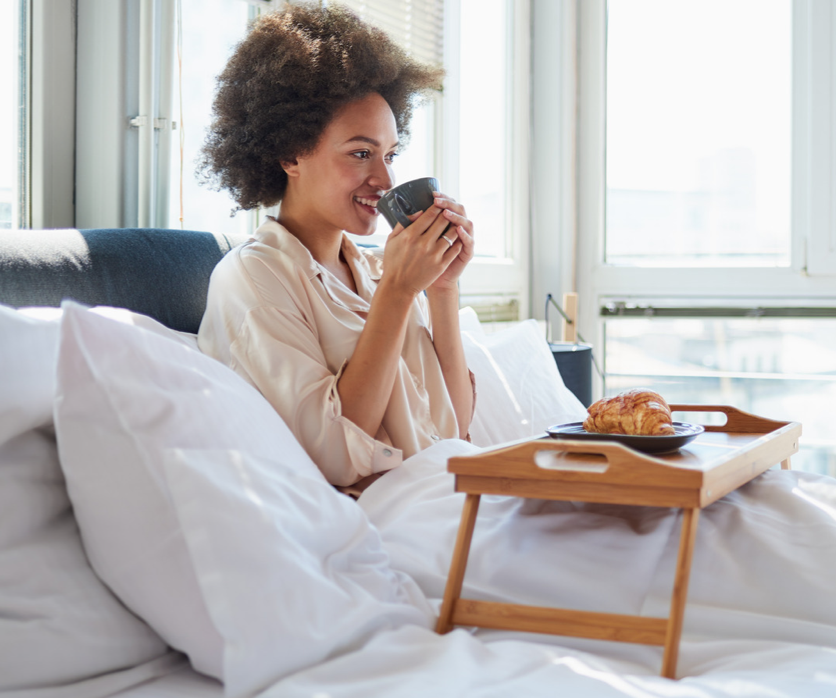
[371,439,402,473]
[329,360,403,478]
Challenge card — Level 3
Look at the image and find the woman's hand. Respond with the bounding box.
[380,202,462,297]
[425,192,474,292]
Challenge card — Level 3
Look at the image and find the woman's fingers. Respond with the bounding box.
[437,229,458,250]
[398,205,443,237]
[455,224,473,247]
[441,208,470,229]
[432,192,474,237]
[443,239,464,259]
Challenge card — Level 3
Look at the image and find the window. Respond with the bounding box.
[0,1,22,230]
[167,0,253,236]
[574,0,836,476]
[458,0,509,259]
[606,0,791,268]
[451,0,531,318]
[604,312,836,475]
[2,0,74,231]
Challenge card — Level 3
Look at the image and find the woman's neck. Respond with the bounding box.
[277,197,357,294]
[277,198,343,269]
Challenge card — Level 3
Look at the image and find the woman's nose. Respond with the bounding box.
[369,160,395,191]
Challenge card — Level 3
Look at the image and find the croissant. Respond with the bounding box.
[583,389,676,436]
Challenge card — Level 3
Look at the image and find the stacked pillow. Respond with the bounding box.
[0,306,175,695]
[51,302,432,698]
[461,318,587,446]
[1,299,585,697]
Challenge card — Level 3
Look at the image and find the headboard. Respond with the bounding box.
[0,228,250,334]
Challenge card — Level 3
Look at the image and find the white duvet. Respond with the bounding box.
[269,440,836,697]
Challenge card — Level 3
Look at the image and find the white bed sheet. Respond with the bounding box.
[107,666,221,698]
[264,626,836,697]
[105,438,836,698]
[104,632,836,698]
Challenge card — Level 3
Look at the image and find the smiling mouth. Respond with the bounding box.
[354,196,379,214]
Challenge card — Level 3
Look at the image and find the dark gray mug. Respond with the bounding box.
[378,177,440,229]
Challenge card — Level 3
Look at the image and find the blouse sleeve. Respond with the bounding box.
[229,304,402,487]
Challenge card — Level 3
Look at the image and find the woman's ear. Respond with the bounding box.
[281,158,300,178]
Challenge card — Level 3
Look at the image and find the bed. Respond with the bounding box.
[2,228,835,698]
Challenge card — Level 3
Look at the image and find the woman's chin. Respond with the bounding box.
[345,220,379,237]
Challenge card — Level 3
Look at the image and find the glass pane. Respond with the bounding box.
[606,0,792,267]
[604,317,836,476]
[0,2,20,230]
[167,0,252,235]
[458,0,507,258]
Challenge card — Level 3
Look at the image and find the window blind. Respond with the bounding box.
[334,0,444,67]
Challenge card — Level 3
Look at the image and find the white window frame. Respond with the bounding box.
[446,0,532,319]
[530,0,578,335]
[28,0,75,229]
[572,0,836,397]
[76,0,176,230]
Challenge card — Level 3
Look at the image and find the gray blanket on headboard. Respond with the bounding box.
[0,228,249,333]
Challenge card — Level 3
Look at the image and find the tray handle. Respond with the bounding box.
[669,404,790,434]
[507,439,671,476]
[449,439,699,481]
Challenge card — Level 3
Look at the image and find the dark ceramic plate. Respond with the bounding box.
[545,422,705,455]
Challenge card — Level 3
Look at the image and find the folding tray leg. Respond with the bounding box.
[436,493,481,634]
[781,458,792,470]
[661,507,700,679]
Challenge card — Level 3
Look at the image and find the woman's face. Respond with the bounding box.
[289,92,399,237]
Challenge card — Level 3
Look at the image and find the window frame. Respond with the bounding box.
[28,0,75,229]
[443,0,532,318]
[573,0,836,398]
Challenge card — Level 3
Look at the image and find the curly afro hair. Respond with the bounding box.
[198,2,444,211]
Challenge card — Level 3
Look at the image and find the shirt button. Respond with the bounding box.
[431,435,441,441]
[383,448,393,457]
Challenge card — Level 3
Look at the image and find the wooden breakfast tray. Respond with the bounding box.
[435,405,802,679]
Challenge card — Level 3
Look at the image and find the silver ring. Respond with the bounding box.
[441,234,454,247]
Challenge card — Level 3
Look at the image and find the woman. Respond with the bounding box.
[198,4,475,489]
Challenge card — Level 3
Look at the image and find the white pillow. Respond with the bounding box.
[54,301,431,697]
[0,305,60,444]
[19,305,200,350]
[462,319,587,447]
[0,305,169,692]
[164,448,432,698]
[458,305,484,335]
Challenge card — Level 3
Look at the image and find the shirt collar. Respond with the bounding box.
[254,218,320,280]
[255,217,376,311]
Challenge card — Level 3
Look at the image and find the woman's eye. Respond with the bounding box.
[385,152,399,164]
[352,150,370,160]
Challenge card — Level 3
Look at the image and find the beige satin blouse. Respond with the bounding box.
[198,219,462,486]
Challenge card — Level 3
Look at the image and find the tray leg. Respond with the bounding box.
[436,493,481,634]
[781,458,792,470]
[661,507,700,679]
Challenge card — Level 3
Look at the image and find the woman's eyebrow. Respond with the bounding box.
[344,135,400,149]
